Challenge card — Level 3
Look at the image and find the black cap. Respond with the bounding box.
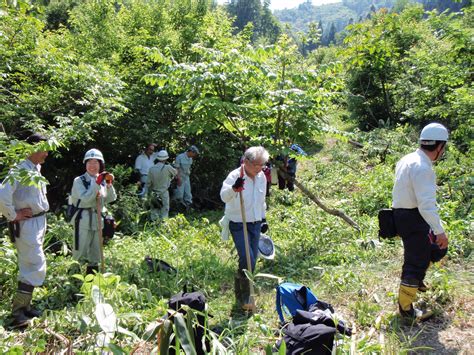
[26,133,47,144]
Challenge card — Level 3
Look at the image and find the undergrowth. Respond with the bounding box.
[0,128,472,353]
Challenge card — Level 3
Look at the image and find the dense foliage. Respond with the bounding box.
[342,4,473,152]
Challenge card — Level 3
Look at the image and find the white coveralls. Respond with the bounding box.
[134,153,156,197]
[0,159,49,287]
[173,152,194,207]
[146,162,177,220]
[70,173,116,266]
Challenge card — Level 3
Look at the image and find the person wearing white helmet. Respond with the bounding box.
[134,143,157,198]
[0,133,49,328]
[392,122,449,322]
[173,145,199,210]
[146,150,177,220]
[69,148,116,275]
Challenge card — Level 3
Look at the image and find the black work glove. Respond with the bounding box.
[232,177,245,192]
[261,218,269,233]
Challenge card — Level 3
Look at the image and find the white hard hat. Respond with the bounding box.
[83,148,104,163]
[419,123,448,144]
[156,150,169,161]
[258,234,275,260]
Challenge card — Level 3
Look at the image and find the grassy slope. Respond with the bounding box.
[0,131,472,353]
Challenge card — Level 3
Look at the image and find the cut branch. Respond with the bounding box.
[277,167,360,231]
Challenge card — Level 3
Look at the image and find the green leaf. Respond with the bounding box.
[107,343,126,355]
[158,319,173,355]
[95,303,117,334]
[173,313,197,355]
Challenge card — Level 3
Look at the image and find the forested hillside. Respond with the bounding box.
[274,0,471,45]
[0,0,472,353]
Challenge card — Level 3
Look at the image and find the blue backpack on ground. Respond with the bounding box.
[276,282,318,323]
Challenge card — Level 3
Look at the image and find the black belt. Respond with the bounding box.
[7,210,47,242]
[32,211,47,218]
[392,208,418,211]
[230,220,262,225]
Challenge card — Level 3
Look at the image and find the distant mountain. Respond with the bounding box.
[274,0,470,45]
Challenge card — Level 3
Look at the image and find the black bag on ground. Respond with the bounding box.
[144,256,177,273]
[277,299,352,354]
[378,208,397,239]
[278,322,336,355]
[167,288,210,355]
[295,309,352,336]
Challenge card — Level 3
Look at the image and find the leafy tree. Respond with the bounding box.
[325,23,337,45]
[144,27,342,145]
[342,3,472,152]
[342,5,426,128]
[226,0,281,43]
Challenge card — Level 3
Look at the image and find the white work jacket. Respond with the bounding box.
[135,153,156,176]
[392,149,444,235]
[220,166,266,223]
[70,173,116,230]
[0,159,49,221]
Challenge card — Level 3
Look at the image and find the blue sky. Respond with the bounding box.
[216,0,342,11]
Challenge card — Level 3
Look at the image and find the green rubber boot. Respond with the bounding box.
[11,289,33,328]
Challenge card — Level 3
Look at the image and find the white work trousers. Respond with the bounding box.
[15,215,47,286]
[174,175,192,206]
[139,175,149,198]
[72,227,101,266]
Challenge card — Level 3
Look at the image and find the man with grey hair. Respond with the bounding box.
[220,146,269,311]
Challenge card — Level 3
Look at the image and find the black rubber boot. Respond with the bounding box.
[234,274,243,304]
[24,306,42,318]
[237,270,255,312]
[11,309,31,328]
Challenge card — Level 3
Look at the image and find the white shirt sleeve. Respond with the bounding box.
[412,166,444,234]
[134,155,141,171]
[220,171,239,204]
[0,179,18,221]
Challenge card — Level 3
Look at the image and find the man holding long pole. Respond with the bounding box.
[220,146,269,312]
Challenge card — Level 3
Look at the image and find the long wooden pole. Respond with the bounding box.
[96,194,105,273]
[239,191,257,312]
[238,164,256,312]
